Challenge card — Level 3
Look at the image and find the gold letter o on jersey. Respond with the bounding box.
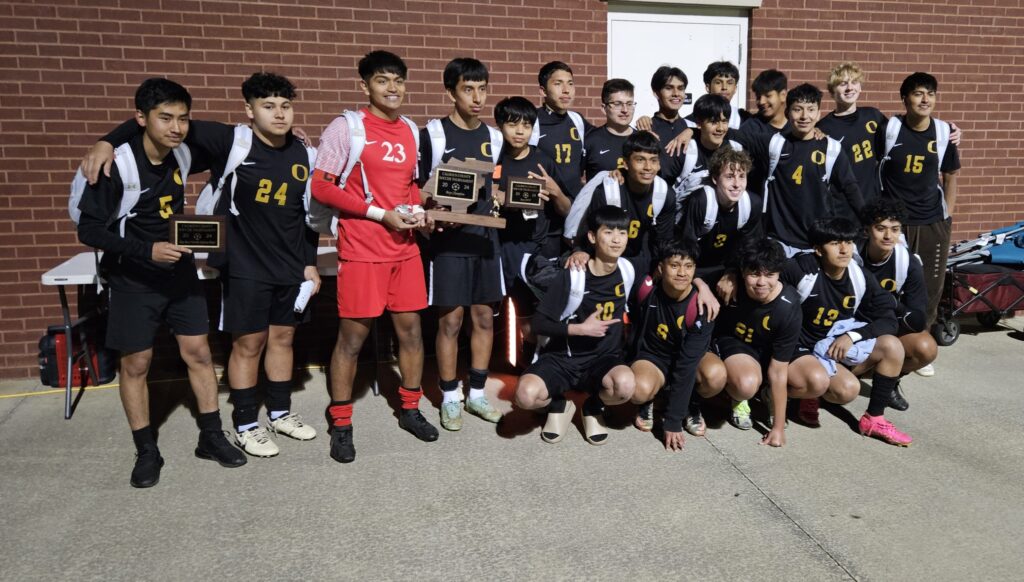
[927,140,937,154]
[811,150,826,165]
[292,164,309,182]
[676,315,686,329]
[842,295,855,309]
[570,127,581,142]
[481,142,492,159]
[762,315,771,331]
[866,120,878,134]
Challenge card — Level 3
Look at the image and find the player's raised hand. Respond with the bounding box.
[665,128,693,157]
[81,141,116,184]
[571,306,620,338]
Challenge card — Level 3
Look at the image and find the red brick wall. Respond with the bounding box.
[750,0,1024,239]
[2,0,1020,380]
[0,0,608,381]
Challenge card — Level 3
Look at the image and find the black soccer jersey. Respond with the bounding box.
[817,106,888,206]
[582,126,629,181]
[738,116,790,195]
[575,181,675,266]
[650,115,689,184]
[859,244,928,333]
[781,253,897,348]
[678,189,762,277]
[496,146,554,249]
[632,284,713,432]
[737,131,863,249]
[77,133,207,291]
[878,116,961,226]
[715,284,802,362]
[533,262,636,359]
[418,117,500,257]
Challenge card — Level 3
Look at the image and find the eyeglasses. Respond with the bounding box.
[604,101,635,110]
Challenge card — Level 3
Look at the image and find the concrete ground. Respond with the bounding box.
[1,317,1022,581]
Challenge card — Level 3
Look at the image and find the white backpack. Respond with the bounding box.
[762,133,842,212]
[529,109,586,153]
[696,185,752,236]
[69,142,192,237]
[425,118,503,170]
[193,125,334,235]
[564,171,668,239]
[674,139,743,204]
[796,260,867,312]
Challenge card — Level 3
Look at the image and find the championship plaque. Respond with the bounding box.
[504,177,545,210]
[421,158,506,229]
[169,215,226,252]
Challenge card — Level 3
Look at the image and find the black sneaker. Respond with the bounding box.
[399,409,439,442]
[890,382,909,412]
[130,446,164,488]
[329,426,356,464]
[195,430,247,467]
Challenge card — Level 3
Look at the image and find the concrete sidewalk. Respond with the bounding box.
[1,318,1022,581]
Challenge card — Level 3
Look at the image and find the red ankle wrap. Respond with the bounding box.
[328,403,353,427]
[398,387,421,410]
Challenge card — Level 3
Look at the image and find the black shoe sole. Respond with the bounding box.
[330,450,356,464]
[194,448,248,468]
[399,421,439,442]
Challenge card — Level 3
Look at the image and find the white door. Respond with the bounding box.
[608,9,749,121]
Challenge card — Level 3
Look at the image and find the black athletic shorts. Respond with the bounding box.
[428,254,504,307]
[631,349,673,380]
[791,345,815,363]
[525,351,624,399]
[106,279,209,353]
[714,337,770,368]
[219,276,310,334]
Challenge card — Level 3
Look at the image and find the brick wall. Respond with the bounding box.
[1,0,1020,380]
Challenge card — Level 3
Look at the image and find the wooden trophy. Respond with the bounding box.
[421,158,506,228]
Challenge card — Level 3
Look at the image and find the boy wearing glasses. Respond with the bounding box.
[582,78,636,181]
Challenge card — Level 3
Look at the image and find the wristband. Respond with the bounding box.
[365,206,386,222]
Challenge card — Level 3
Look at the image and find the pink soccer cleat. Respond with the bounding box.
[859,414,912,447]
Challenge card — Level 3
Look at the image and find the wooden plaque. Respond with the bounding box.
[425,209,506,229]
[504,177,545,210]
[169,215,226,252]
[432,167,479,207]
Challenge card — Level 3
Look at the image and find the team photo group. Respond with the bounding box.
[73,49,961,488]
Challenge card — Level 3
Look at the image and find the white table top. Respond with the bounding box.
[41,247,339,287]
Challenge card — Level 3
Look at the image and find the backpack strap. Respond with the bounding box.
[171,144,191,186]
[112,143,142,237]
[303,145,338,236]
[561,268,587,322]
[651,177,667,225]
[426,118,446,172]
[796,271,819,304]
[729,107,741,130]
[617,257,636,305]
[338,110,367,194]
[822,136,842,183]
[674,144,702,201]
[893,243,910,293]
[934,118,950,172]
[486,124,504,164]
[399,115,420,181]
[564,171,610,239]
[602,174,622,207]
[848,261,866,312]
[883,116,902,160]
[737,191,752,229]
[197,125,251,216]
[567,110,586,152]
[763,132,786,211]
[728,139,743,151]
[528,117,541,146]
[701,185,719,235]
[684,289,701,331]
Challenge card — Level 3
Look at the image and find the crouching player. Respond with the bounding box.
[629,241,720,451]
[782,218,911,446]
[712,239,802,445]
[858,198,936,411]
[513,207,638,445]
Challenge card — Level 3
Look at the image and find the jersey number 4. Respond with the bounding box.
[256,179,288,205]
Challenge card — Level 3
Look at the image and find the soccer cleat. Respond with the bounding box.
[889,382,909,412]
[195,430,248,467]
[634,401,654,432]
[730,399,753,430]
[798,398,821,428]
[235,426,280,458]
[329,426,355,463]
[399,409,439,442]
[914,363,935,377]
[541,400,576,444]
[440,401,463,431]
[582,412,609,445]
[465,396,502,423]
[859,414,912,447]
[684,409,706,437]
[130,446,164,489]
[269,413,317,441]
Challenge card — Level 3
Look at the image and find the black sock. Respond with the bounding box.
[468,368,488,390]
[229,386,260,429]
[582,395,604,417]
[439,378,460,392]
[867,374,897,416]
[548,396,567,414]
[197,411,222,433]
[131,426,156,452]
[264,380,292,414]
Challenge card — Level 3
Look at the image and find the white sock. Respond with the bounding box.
[269,410,288,421]
[442,389,462,404]
[468,388,485,401]
[237,422,259,433]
